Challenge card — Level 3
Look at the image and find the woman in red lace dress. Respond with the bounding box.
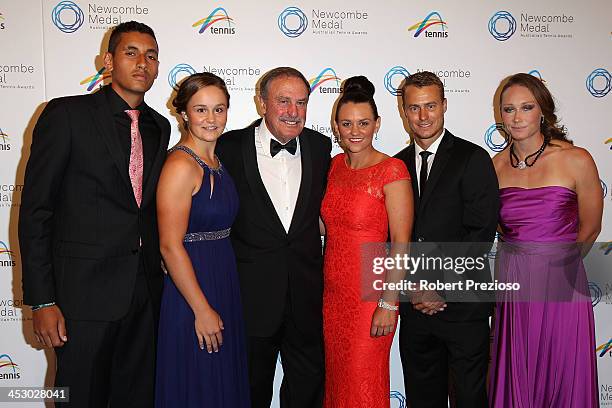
[321,76,413,407]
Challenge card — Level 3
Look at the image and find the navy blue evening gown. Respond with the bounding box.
[155,145,250,407]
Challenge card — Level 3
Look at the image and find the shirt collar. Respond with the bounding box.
[104,85,149,117]
[258,118,300,157]
[415,128,445,158]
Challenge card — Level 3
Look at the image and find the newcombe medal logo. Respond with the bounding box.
[278,7,308,38]
[51,1,84,33]
[488,11,516,41]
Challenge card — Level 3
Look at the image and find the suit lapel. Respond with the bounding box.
[90,89,134,200]
[287,132,312,236]
[404,144,420,210]
[141,110,167,207]
[241,122,287,238]
[419,130,453,209]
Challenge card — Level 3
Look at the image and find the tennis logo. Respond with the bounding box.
[0,241,14,267]
[80,67,110,92]
[51,1,84,33]
[278,7,308,38]
[0,127,9,151]
[586,68,611,98]
[602,180,608,199]
[384,66,410,96]
[193,7,235,35]
[489,11,516,41]
[408,11,447,38]
[0,12,5,30]
[597,338,612,358]
[309,67,341,94]
[168,63,197,90]
[484,123,508,152]
[0,354,20,380]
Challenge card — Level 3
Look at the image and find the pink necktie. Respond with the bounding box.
[125,110,143,207]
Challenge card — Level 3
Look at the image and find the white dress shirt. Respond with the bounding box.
[255,120,302,233]
[414,130,445,192]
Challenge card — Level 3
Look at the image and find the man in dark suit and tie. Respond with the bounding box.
[216,67,331,408]
[19,21,170,407]
[394,71,499,407]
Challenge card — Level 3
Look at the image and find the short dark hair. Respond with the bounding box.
[500,73,570,143]
[108,21,157,54]
[259,67,310,100]
[172,72,230,130]
[401,71,445,106]
[335,76,378,121]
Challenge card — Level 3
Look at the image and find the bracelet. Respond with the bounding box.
[31,302,56,312]
[377,299,399,311]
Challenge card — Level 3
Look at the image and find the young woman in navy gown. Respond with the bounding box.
[155,73,249,407]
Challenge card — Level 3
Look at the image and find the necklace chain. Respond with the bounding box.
[509,137,548,170]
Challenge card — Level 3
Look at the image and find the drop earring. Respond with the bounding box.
[374,132,378,141]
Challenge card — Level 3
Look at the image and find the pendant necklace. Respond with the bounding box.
[509,137,547,170]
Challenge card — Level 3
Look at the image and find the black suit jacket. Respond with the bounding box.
[19,85,171,321]
[216,119,331,337]
[395,130,499,321]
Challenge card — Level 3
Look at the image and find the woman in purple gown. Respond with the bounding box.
[155,73,249,407]
[488,73,603,407]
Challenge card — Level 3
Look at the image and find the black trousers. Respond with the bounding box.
[247,296,324,408]
[399,312,489,408]
[54,262,157,407]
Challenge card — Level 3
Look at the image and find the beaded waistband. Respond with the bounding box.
[184,228,231,242]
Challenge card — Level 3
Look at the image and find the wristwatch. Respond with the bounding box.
[377,299,399,311]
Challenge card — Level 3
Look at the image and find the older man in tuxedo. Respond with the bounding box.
[19,21,170,407]
[216,67,331,408]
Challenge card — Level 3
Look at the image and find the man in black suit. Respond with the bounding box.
[216,67,331,408]
[19,22,170,407]
[394,71,499,407]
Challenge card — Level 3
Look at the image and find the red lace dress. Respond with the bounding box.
[321,153,410,408]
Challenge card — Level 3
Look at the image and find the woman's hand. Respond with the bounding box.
[195,307,224,353]
[370,307,397,337]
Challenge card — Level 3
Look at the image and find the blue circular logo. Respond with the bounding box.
[586,68,611,98]
[51,1,84,34]
[168,64,197,90]
[384,66,410,96]
[528,69,544,81]
[484,123,508,152]
[390,390,406,408]
[278,7,308,38]
[489,11,516,41]
[601,179,608,198]
[589,282,602,307]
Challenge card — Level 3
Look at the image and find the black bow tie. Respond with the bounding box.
[270,138,298,157]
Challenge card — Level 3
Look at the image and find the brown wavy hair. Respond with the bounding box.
[500,73,571,143]
[172,72,230,130]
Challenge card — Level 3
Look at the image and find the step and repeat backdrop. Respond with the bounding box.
[0,0,610,406]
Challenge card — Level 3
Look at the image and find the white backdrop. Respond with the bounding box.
[0,0,610,406]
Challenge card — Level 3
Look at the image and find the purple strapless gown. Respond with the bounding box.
[488,186,599,408]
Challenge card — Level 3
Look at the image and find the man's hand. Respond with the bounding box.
[411,290,447,315]
[33,305,67,348]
